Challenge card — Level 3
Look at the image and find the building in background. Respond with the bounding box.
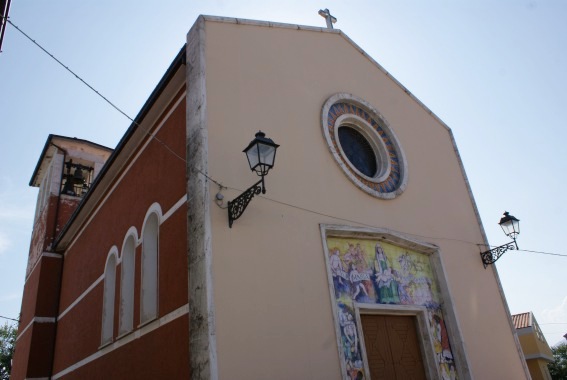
[12,15,530,380]
[513,312,554,380]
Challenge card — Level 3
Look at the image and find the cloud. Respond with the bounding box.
[540,298,567,346]
[541,296,567,323]
[0,176,37,221]
[0,233,10,255]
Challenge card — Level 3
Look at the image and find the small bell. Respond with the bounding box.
[62,177,76,196]
[72,168,85,184]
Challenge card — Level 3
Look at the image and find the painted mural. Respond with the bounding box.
[325,237,458,380]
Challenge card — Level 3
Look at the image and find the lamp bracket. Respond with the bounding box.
[480,241,518,268]
[228,178,264,228]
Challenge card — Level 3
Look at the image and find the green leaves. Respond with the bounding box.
[0,322,16,380]
[549,343,567,380]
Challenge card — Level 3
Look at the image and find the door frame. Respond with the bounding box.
[355,303,438,380]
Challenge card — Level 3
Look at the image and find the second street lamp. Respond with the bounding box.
[480,211,521,268]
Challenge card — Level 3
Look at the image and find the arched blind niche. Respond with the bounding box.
[119,232,136,335]
[101,249,117,344]
[141,212,159,323]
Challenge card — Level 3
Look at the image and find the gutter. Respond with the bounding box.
[48,142,67,246]
[46,142,66,380]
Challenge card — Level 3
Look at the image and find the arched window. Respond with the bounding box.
[119,231,137,335]
[141,211,159,323]
[101,249,117,345]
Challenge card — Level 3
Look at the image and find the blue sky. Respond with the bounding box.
[1,0,566,345]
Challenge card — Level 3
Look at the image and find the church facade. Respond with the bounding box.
[12,16,529,380]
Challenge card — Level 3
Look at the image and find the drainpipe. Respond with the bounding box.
[50,143,67,245]
[46,142,67,379]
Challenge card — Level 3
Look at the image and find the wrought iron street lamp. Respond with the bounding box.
[228,131,279,228]
[480,212,520,268]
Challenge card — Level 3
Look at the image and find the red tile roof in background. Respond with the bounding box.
[512,312,532,330]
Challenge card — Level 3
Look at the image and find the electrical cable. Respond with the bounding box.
[7,19,134,125]
[540,323,567,325]
[518,249,567,258]
[197,168,224,188]
[7,18,566,260]
[0,315,19,323]
[210,182,567,258]
[6,18,187,165]
[7,13,567,352]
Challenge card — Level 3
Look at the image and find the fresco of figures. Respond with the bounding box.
[326,238,458,380]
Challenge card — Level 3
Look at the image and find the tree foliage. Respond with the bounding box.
[549,343,567,380]
[0,322,17,380]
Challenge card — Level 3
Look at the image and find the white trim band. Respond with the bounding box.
[58,274,104,321]
[162,194,187,222]
[24,251,63,283]
[523,353,554,362]
[52,304,189,379]
[16,317,57,342]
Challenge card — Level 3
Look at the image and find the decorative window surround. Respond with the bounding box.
[321,93,408,199]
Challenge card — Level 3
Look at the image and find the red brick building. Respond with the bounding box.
[12,48,189,379]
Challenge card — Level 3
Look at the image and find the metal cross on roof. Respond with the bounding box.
[318,8,337,29]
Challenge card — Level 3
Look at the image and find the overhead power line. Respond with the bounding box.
[0,315,19,323]
[6,17,186,164]
[7,18,135,124]
[218,183,567,258]
[7,18,567,261]
[540,323,567,325]
[519,249,567,258]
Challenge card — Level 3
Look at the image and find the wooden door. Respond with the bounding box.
[360,314,427,380]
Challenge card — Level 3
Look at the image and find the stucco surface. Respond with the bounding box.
[202,20,526,379]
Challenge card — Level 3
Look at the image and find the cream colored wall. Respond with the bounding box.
[519,334,540,356]
[518,329,554,361]
[527,359,552,380]
[202,19,526,379]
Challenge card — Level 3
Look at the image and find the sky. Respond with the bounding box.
[1,0,566,347]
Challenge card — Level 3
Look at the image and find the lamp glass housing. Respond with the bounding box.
[499,212,520,240]
[243,131,279,176]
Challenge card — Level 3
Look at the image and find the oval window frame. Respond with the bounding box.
[321,93,408,199]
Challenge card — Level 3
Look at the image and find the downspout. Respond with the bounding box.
[47,142,67,379]
[50,142,67,245]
